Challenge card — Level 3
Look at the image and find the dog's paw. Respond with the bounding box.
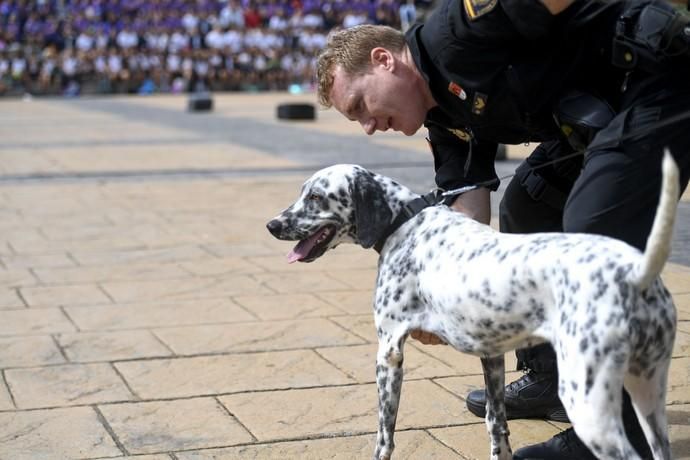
[373,446,393,460]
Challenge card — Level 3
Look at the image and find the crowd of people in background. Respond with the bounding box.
[0,0,432,96]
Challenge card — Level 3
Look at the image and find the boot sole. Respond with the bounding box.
[466,398,570,423]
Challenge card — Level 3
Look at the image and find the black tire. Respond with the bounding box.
[188,92,213,112]
[277,103,316,120]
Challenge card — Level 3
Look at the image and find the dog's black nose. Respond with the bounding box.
[266,219,283,237]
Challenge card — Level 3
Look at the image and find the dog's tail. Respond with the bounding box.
[633,150,680,290]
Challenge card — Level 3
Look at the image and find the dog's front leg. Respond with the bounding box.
[373,333,406,460]
[480,355,512,460]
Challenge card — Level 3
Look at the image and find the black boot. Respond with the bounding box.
[512,427,597,460]
[512,425,653,460]
[465,369,569,422]
[512,391,653,460]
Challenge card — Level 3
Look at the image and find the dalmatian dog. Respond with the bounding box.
[266,151,679,460]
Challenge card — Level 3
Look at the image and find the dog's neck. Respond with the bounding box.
[372,175,442,254]
[375,175,422,213]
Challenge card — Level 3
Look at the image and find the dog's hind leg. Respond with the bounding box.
[557,343,642,460]
[373,330,407,460]
[625,358,673,460]
[480,355,512,460]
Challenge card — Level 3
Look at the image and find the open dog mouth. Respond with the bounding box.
[287,225,336,263]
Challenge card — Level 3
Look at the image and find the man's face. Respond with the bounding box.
[329,49,428,136]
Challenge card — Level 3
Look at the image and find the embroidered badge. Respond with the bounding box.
[463,0,497,20]
[448,81,467,100]
[447,127,471,142]
[472,92,488,116]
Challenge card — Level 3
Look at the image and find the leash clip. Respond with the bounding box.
[441,184,480,198]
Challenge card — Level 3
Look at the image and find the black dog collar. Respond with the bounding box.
[373,191,445,254]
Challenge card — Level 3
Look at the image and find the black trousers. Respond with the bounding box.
[498,70,690,444]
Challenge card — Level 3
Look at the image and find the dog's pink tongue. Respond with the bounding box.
[286,231,322,263]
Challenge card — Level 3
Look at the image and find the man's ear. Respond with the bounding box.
[370,47,394,71]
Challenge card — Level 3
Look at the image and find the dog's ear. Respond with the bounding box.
[353,170,393,248]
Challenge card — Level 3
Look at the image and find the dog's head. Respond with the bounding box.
[266,164,393,263]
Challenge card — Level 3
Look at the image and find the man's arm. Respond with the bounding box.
[540,0,576,15]
[449,187,491,224]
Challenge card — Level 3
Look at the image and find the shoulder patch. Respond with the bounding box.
[463,0,497,20]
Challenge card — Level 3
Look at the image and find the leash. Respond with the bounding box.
[442,106,690,199]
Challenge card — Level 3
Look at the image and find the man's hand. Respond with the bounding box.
[411,329,447,345]
[540,0,575,15]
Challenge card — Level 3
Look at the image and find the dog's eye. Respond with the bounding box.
[308,193,321,201]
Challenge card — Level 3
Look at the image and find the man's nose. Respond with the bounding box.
[266,219,283,237]
[361,118,376,135]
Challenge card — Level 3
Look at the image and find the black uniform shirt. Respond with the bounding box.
[406,0,626,191]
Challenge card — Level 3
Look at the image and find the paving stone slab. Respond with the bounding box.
[667,404,690,460]
[9,236,148,255]
[324,268,378,291]
[0,308,76,336]
[116,456,172,460]
[668,357,690,405]
[56,330,173,363]
[0,380,14,410]
[676,293,690,316]
[434,373,524,403]
[316,343,459,383]
[65,298,254,331]
[316,290,376,315]
[177,257,267,277]
[0,407,121,459]
[6,363,133,409]
[202,242,277,258]
[115,350,353,399]
[0,287,25,310]
[154,318,365,355]
[0,268,38,288]
[20,283,112,308]
[219,380,473,442]
[101,275,273,303]
[0,336,65,369]
[176,429,458,459]
[248,249,378,273]
[663,272,690,295]
[70,245,211,266]
[33,261,189,285]
[429,419,562,460]
[409,343,520,377]
[675,331,690,358]
[251,271,352,294]
[99,397,254,455]
[328,314,377,343]
[0,253,75,270]
[232,293,344,320]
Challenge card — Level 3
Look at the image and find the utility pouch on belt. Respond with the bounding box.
[612,2,690,71]
[553,91,615,152]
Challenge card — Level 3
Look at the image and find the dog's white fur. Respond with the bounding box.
[267,151,679,460]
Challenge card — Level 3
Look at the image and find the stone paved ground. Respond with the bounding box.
[0,93,688,460]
